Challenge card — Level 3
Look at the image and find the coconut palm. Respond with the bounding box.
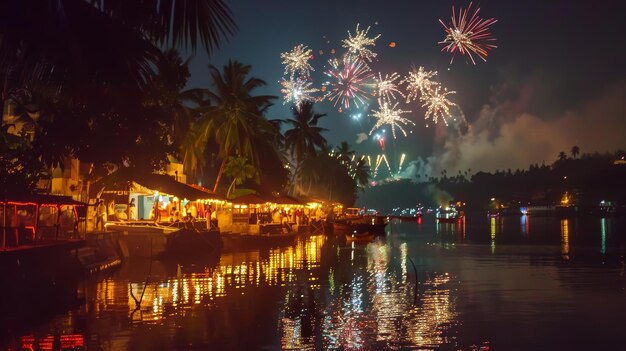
[1,0,237,97]
[192,60,277,192]
[223,156,259,199]
[352,158,370,188]
[284,102,328,165]
[283,102,328,193]
[335,141,354,166]
[571,145,580,159]
[0,0,238,182]
[299,150,358,204]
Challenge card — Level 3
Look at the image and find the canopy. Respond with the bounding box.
[133,173,222,201]
[1,194,86,206]
[269,195,302,206]
[90,170,223,201]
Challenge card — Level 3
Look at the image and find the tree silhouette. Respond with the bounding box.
[571,145,580,159]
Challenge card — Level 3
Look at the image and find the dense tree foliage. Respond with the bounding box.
[0,1,364,203]
[359,150,626,213]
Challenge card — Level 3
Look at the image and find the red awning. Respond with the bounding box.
[1,194,86,206]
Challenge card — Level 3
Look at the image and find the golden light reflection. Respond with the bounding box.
[313,239,459,350]
[490,216,497,254]
[93,235,326,322]
[405,274,457,347]
[90,234,461,349]
[561,219,570,260]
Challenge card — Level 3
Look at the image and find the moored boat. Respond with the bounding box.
[105,220,218,259]
[332,216,388,236]
[345,231,374,243]
[436,206,464,223]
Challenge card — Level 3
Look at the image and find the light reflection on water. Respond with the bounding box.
[95,235,328,323]
[279,238,461,350]
[4,215,626,350]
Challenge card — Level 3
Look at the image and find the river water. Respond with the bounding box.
[3,214,626,350]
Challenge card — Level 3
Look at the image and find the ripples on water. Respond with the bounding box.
[3,215,626,350]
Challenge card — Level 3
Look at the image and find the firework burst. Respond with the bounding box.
[369,99,414,138]
[402,66,439,102]
[342,24,381,62]
[280,77,319,108]
[324,55,373,109]
[280,44,314,78]
[421,86,458,125]
[374,72,405,101]
[439,2,497,64]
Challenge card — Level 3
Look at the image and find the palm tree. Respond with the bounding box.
[558,151,567,161]
[193,60,277,192]
[1,0,238,183]
[352,158,370,188]
[284,102,328,193]
[284,102,328,165]
[223,156,258,199]
[299,150,358,204]
[571,145,580,159]
[335,141,354,165]
[1,0,237,98]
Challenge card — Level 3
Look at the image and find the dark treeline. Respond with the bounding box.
[359,150,626,213]
[0,1,367,206]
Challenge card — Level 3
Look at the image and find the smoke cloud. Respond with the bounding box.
[397,81,626,179]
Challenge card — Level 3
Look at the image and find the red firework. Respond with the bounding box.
[438,2,498,64]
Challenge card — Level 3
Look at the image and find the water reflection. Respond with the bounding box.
[490,217,497,254]
[292,239,461,350]
[601,217,610,254]
[435,218,466,241]
[119,235,328,322]
[5,214,626,350]
[561,219,570,260]
[520,214,529,237]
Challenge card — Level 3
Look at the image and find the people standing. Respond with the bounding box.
[128,198,137,221]
[107,200,116,221]
[205,205,212,230]
[153,198,161,223]
[95,200,106,231]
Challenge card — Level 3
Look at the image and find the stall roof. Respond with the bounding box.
[269,195,303,205]
[134,173,223,200]
[1,194,86,206]
[90,170,223,201]
[230,193,267,204]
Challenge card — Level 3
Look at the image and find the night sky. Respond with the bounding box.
[186,0,626,178]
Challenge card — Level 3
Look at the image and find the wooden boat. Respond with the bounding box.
[436,207,464,223]
[220,231,298,251]
[105,221,218,259]
[436,216,464,223]
[333,216,388,236]
[345,231,374,243]
[104,220,181,235]
[1,195,87,328]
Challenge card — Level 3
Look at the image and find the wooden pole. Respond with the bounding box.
[13,204,18,246]
[2,201,6,250]
[34,203,40,245]
[55,205,61,240]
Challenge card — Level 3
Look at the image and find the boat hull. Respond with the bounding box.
[345,233,374,243]
[107,223,219,259]
[333,218,388,236]
[221,232,298,251]
[437,216,464,223]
